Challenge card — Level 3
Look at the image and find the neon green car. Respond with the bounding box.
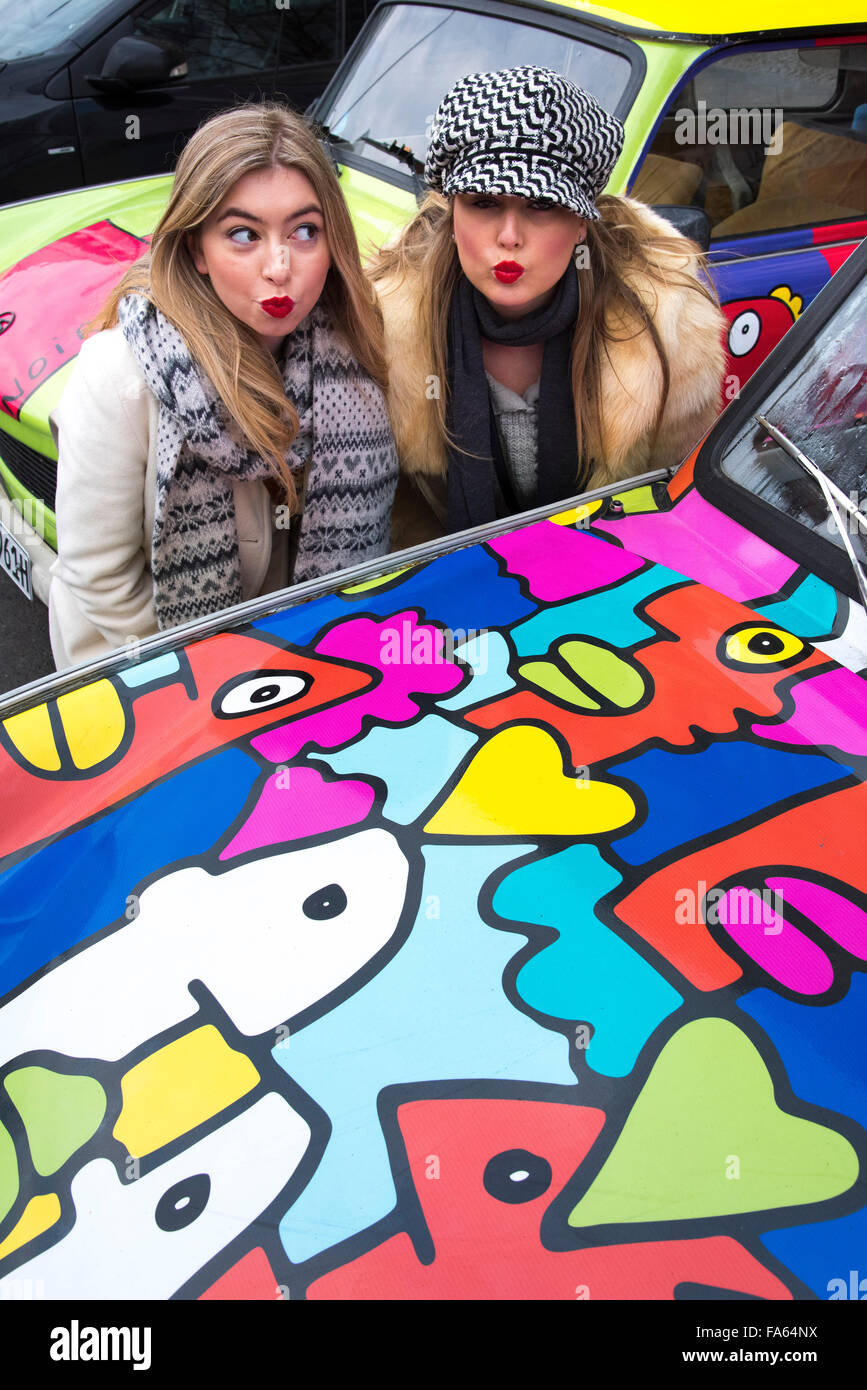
[1,0,865,603]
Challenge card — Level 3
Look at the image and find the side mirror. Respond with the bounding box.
[652,204,712,251]
[87,36,188,93]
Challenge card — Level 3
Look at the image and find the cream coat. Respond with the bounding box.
[377,199,727,548]
[48,328,285,670]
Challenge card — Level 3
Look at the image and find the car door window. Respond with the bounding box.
[135,0,284,80]
[633,45,867,239]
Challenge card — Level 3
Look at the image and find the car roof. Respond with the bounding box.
[519,0,864,42]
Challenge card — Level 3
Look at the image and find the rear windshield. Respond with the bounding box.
[318,2,634,181]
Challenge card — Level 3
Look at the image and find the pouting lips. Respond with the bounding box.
[493,262,524,284]
[260,297,295,318]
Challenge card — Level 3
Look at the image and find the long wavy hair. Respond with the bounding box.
[100,104,388,505]
[368,190,718,474]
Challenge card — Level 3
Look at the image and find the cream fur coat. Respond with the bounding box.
[376,199,726,548]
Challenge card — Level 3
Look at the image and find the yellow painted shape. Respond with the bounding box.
[1,703,61,771]
[56,680,126,770]
[0,1193,61,1261]
[114,1025,259,1158]
[549,500,602,527]
[425,724,635,837]
[549,0,860,38]
[615,486,659,515]
[341,567,411,594]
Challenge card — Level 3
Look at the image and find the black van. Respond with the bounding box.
[0,0,373,203]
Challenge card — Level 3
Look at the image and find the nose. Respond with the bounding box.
[496,208,523,249]
[264,240,290,283]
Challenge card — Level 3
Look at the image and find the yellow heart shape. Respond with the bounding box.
[425,725,635,837]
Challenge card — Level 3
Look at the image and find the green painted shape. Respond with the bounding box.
[568,1018,859,1228]
[0,1118,18,1222]
[560,640,647,708]
[4,1067,106,1177]
[519,659,601,709]
[616,484,660,515]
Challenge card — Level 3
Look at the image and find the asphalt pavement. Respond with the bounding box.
[0,568,55,697]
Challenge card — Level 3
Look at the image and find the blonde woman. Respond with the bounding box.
[49,104,398,670]
[370,67,726,547]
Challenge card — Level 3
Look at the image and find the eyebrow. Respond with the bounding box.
[216,203,323,224]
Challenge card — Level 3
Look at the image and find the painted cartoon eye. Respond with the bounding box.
[483,1149,553,1204]
[302,883,348,920]
[718,624,807,671]
[155,1174,211,1232]
[728,310,761,357]
[212,669,311,718]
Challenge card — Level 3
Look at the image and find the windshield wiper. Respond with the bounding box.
[314,123,424,193]
[358,134,424,177]
[755,412,867,610]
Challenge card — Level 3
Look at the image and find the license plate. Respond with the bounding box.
[0,518,33,599]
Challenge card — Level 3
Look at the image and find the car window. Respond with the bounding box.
[135,0,292,78]
[717,276,867,564]
[0,0,108,61]
[279,0,340,67]
[633,44,867,239]
[317,2,634,179]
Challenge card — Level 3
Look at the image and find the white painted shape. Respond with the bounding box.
[0,828,409,1061]
[13,1092,309,1299]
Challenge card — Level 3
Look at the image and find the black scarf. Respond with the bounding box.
[445,267,585,532]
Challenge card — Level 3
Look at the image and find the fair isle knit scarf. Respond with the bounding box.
[117,294,398,631]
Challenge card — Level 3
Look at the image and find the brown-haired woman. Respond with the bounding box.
[369,66,726,547]
[49,103,398,669]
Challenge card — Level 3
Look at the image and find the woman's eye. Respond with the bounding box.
[528,199,555,212]
[292,223,319,242]
[228,226,257,244]
[471,196,497,209]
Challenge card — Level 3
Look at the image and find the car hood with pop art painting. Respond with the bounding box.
[0,246,865,1302]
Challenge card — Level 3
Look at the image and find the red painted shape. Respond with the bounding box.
[199,1246,284,1300]
[818,241,860,277]
[0,630,376,860]
[811,221,867,245]
[307,1097,792,1300]
[614,780,867,992]
[722,292,798,383]
[466,584,827,768]
[0,222,149,421]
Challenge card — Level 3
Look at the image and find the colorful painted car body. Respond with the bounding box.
[1,0,866,601]
[0,230,864,1302]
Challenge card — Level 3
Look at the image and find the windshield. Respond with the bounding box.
[719,278,867,565]
[0,0,106,60]
[318,2,633,180]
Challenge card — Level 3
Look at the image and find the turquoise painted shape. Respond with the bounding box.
[319,714,478,825]
[491,843,682,1076]
[439,630,516,710]
[275,842,576,1261]
[117,652,181,688]
[510,565,687,658]
[753,573,839,641]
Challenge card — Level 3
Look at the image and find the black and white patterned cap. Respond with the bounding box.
[424,66,624,220]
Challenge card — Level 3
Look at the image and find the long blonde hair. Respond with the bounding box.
[101,104,387,505]
[368,191,718,472]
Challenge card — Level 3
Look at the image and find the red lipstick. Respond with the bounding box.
[493,261,524,284]
[260,297,295,318]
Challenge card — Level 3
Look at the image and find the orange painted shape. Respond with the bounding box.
[468,584,826,768]
[614,781,867,991]
[667,443,700,501]
[0,631,376,860]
